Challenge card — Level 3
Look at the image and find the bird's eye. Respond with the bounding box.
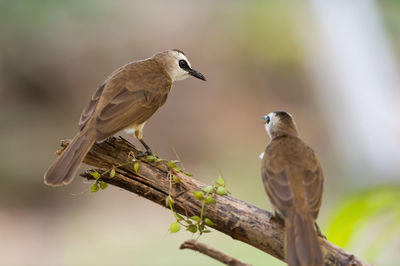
[264,116,270,124]
[179,60,188,69]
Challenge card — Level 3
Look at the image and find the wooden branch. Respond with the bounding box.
[64,137,368,266]
[180,239,250,266]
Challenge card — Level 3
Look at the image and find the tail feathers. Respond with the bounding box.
[286,209,323,266]
[44,129,96,186]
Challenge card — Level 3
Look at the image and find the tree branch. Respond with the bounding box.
[180,239,250,266]
[60,137,368,266]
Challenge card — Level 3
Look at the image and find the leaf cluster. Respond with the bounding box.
[169,176,229,237]
[89,169,115,192]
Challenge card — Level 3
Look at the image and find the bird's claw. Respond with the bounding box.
[272,211,285,224]
[106,136,116,142]
[136,149,154,159]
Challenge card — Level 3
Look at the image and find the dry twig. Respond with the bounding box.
[180,239,250,266]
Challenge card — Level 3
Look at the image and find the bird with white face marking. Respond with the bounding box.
[44,49,206,186]
[260,111,324,266]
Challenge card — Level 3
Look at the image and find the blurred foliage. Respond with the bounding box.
[226,1,301,65]
[327,185,400,263]
[380,0,400,50]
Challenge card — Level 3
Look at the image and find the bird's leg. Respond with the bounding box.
[98,136,115,143]
[133,126,154,157]
[106,136,116,142]
[274,210,284,221]
[271,208,285,225]
[137,138,153,157]
[315,222,327,239]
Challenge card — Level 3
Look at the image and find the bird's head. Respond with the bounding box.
[263,111,299,139]
[153,49,206,82]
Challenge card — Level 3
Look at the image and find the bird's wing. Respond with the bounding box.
[302,147,324,219]
[94,64,172,140]
[261,158,293,217]
[261,140,324,219]
[75,59,172,140]
[94,88,156,139]
[78,83,105,131]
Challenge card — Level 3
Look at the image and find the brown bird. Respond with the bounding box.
[44,49,206,186]
[260,111,324,266]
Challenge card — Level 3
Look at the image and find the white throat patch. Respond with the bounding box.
[171,52,192,82]
[264,112,280,138]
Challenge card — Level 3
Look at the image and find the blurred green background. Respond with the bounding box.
[1,0,400,265]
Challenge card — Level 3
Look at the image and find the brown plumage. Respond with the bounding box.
[261,111,324,266]
[44,49,205,186]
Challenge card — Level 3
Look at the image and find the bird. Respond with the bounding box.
[260,111,324,266]
[44,49,206,186]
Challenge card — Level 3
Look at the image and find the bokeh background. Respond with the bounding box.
[1,0,400,265]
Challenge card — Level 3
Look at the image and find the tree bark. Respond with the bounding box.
[62,137,368,266]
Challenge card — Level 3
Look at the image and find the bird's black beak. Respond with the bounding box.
[188,68,206,81]
[263,115,270,124]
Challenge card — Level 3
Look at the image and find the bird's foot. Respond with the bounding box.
[100,136,116,143]
[315,222,327,239]
[272,211,285,224]
[136,149,154,159]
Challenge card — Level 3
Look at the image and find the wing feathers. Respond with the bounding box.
[261,137,323,218]
[79,83,105,130]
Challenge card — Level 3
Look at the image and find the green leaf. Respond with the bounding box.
[202,185,213,194]
[204,218,216,226]
[202,230,212,233]
[170,222,180,233]
[90,182,99,192]
[205,195,216,204]
[192,191,204,200]
[134,162,139,173]
[172,175,181,184]
[146,155,156,162]
[187,225,197,233]
[167,161,182,172]
[176,213,184,221]
[99,181,108,190]
[155,158,165,162]
[110,168,116,178]
[216,186,228,196]
[190,216,201,222]
[184,172,193,177]
[90,171,100,180]
[167,161,176,168]
[199,224,205,231]
[216,176,225,187]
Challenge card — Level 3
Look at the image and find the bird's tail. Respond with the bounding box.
[285,209,323,266]
[44,128,96,186]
